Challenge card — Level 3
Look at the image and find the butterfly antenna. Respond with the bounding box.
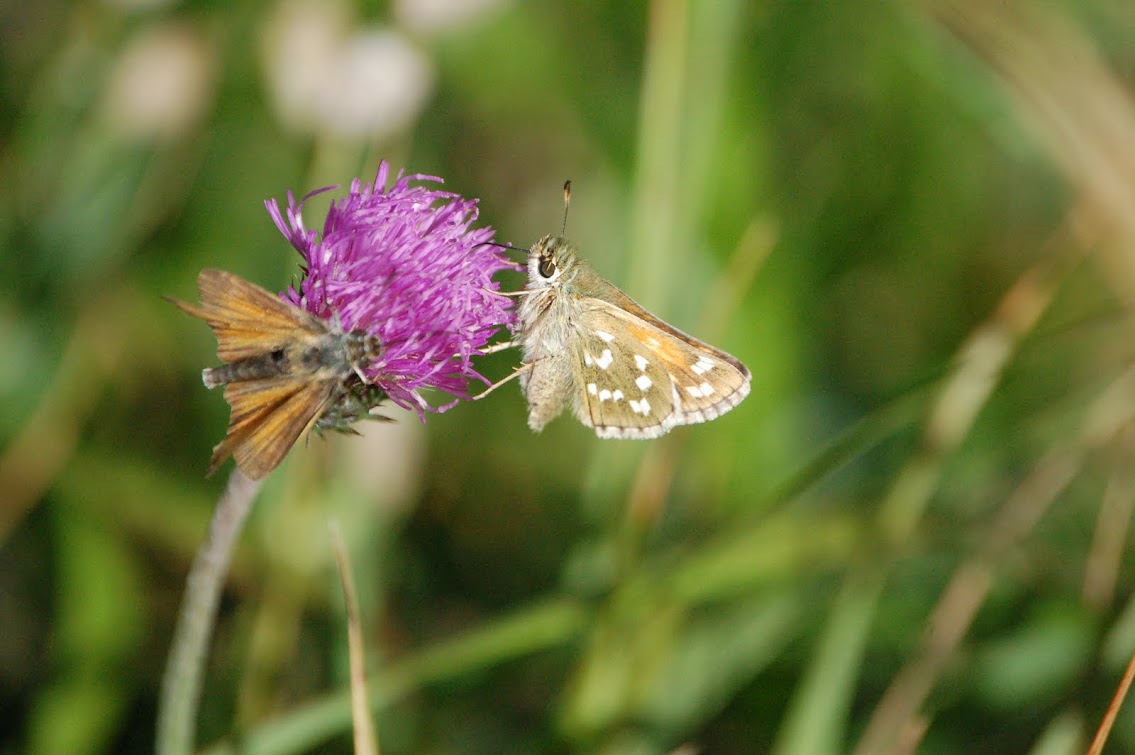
[476,240,529,259]
[561,180,572,237]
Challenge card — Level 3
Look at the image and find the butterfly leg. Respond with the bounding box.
[483,287,530,298]
[480,340,516,355]
[472,361,533,400]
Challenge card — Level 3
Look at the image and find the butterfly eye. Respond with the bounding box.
[538,257,557,279]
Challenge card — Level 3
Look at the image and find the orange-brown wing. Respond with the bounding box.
[620,310,750,426]
[575,299,750,437]
[168,269,326,363]
[208,377,334,479]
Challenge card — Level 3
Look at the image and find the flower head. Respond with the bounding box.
[266,162,518,417]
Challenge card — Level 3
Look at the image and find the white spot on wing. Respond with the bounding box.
[699,381,714,396]
[595,330,615,343]
[691,357,715,375]
[587,383,598,396]
[599,389,612,402]
[595,349,614,370]
[635,374,653,392]
[687,385,704,398]
[630,398,652,416]
[585,352,594,367]
[633,354,649,371]
[612,389,625,401]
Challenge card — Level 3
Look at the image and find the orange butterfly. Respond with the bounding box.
[167,269,381,479]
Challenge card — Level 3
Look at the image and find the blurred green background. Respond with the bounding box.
[5,0,1135,753]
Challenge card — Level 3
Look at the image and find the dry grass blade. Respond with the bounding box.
[879,251,1072,545]
[1087,649,1135,755]
[782,234,1070,755]
[329,522,379,755]
[1082,459,1135,611]
[855,358,1135,754]
[929,0,1135,300]
[854,450,1081,755]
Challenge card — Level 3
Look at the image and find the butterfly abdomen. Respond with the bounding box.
[202,350,294,388]
[201,336,358,389]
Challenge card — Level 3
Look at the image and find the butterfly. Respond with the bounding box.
[513,232,751,439]
[167,269,382,479]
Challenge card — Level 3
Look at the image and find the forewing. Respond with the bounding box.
[169,269,327,362]
[208,377,334,479]
[575,299,750,438]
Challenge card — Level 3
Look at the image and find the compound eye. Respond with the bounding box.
[538,257,557,278]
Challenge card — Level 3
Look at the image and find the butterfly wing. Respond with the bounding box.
[167,269,327,362]
[208,377,335,479]
[571,298,750,439]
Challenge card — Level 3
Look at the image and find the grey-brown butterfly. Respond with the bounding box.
[510,184,751,439]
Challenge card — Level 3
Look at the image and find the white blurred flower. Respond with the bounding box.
[261,0,434,139]
[102,23,215,141]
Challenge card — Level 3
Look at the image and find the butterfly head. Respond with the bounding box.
[528,235,581,290]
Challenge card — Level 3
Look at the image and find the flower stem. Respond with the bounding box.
[157,470,262,755]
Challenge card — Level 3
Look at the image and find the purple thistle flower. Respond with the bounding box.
[266,162,518,417]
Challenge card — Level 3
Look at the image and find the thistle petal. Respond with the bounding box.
[265,162,519,417]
